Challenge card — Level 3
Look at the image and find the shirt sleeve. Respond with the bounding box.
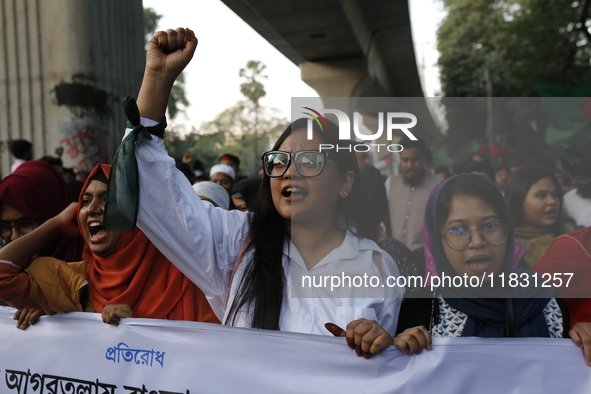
[375,249,405,336]
[131,119,251,319]
[0,260,40,310]
[534,235,591,325]
[534,236,591,299]
[25,257,88,314]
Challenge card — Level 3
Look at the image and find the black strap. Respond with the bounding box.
[505,298,515,337]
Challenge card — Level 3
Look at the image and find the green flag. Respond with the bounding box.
[535,79,591,145]
[433,147,450,169]
[104,97,166,232]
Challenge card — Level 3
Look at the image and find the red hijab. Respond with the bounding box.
[0,160,84,261]
[81,164,217,322]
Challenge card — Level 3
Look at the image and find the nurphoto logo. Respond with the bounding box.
[302,107,418,152]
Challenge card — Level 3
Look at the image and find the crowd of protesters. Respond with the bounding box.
[0,27,590,370]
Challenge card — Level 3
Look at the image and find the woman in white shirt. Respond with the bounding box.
[112,27,403,358]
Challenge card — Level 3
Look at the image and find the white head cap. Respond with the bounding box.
[209,164,236,181]
[192,181,230,210]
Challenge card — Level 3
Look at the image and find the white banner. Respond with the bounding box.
[0,306,589,393]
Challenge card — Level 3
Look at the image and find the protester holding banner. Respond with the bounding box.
[107,28,403,358]
[0,164,219,329]
[394,174,565,355]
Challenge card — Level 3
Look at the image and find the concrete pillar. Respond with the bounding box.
[0,0,144,176]
[300,58,366,116]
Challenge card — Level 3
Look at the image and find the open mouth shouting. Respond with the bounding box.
[543,208,557,218]
[79,178,124,257]
[282,185,308,202]
[87,220,107,243]
[464,254,492,274]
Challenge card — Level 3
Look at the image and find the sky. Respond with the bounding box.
[142,0,446,132]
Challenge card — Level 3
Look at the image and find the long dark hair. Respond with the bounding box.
[505,166,564,236]
[225,117,375,330]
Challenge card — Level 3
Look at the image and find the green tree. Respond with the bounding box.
[196,100,286,172]
[168,72,190,120]
[143,7,162,48]
[499,0,591,96]
[143,7,190,120]
[438,0,591,98]
[436,0,591,163]
[437,0,505,97]
[240,61,267,105]
[164,128,226,167]
[164,60,287,174]
[239,61,268,173]
[164,101,286,173]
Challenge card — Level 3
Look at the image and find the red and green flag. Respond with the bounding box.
[535,79,591,145]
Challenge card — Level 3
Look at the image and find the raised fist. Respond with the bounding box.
[145,28,198,85]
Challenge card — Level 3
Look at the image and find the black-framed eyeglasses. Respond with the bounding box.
[0,219,36,239]
[261,150,335,178]
[441,222,510,251]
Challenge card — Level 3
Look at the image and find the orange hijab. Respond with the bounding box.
[81,164,218,323]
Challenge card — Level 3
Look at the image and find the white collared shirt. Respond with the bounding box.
[129,120,403,335]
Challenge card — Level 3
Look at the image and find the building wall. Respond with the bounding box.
[0,0,144,177]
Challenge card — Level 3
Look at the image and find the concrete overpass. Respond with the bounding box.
[221,0,442,145]
[0,0,440,177]
[0,0,144,177]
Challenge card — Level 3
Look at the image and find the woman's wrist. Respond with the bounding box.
[46,216,66,235]
[136,73,174,121]
[142,70,176,90]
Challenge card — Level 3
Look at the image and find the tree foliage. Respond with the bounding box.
[168,72,190,120]
[165,100,286,173]
[239,60,268,172]
[240,61,267,105]
[143,7,189,120]
[438,0,591,97]
[164,61,287,174]
[143,7,162,48]
[437,0,591,162]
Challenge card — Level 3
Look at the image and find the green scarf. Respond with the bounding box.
[104,96,167,232]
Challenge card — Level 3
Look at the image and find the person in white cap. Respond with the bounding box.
[209,164,235,192]
[192,181,230,210]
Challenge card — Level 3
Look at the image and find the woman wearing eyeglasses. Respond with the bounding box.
[116,28,403,358]
[0,161,84,308]
[394,174,566,355]
[0,161,84,259]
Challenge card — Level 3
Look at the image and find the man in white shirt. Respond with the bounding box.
[564,180,591,228]
[385,137,441,252]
